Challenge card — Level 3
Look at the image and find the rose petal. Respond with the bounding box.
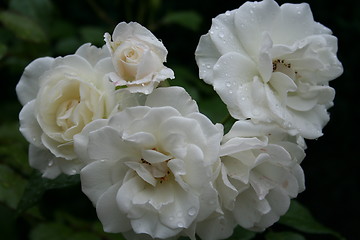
[145,87,199,115]
[16,57,55,105]
[96,182,132,233]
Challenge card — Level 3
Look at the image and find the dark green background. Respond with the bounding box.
[0,0,358,239]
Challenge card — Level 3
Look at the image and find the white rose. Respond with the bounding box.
[105,22,175,94]
[75,87,223,239]
[195,0,343,139]
[205,120,305,233]
[16,44,141,179]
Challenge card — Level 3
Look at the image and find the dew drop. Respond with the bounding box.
[100,159,106,163]
[250,10,254,14]
[218,32,225,39]
[225,10,231,16]
[169,216,174,221]
[206,64,211,69]
[229,90,233,94]
[70,169,77,174]
[209,30,214,35]
[177,222,184,228]
[188,207,197,216]
[225,82,231,88]
[241,97,246,101]
[48,160,54,167]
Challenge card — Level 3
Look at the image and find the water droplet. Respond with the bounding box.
[297,11,302,15]
[225,10,231,16]
[250,10,254,14]
[284,122,292,128]
[177,222,184,228]
[206,64,211,69]
[70,169,77,174]
[141,83,145,87]
[218,32,225,39]
[241,97,246,101]
[229,90,233,94]
[188,207,197,216]
[225,82,231,88]
[209,30,214,35]
[48,160,54,167]
[100,159,106,163]
[169,216,174,221]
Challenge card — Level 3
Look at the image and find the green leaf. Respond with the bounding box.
[55,37,82,55]
[0,121,32,175]
[17,172,80,214]
[163,11,202,31]
[279,200,345,239]
[0,164,27,209]
[80,26,106,46]
[227,226,256,240]
[68,232,101,240]
[30,221,106,240]
[9,0,54,23]
[0,205,18,239]
[0,11,47,43]
[0,43,7,60]
[30,222,73,240]
[265,231,306,240]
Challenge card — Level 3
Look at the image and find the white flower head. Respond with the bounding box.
[16,44,141,179]
[75,87,223,239]
[104,22,175,94]
[195,0,343,139]
[207,120,305,233]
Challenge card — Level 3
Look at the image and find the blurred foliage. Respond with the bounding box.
[0,0,358,239]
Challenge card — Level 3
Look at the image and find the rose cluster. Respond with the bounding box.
[16,0,342,239]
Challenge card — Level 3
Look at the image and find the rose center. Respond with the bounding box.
[123,47,141,63]
[141,158,171,184]
[56,99,80,130]
[272,59,297,81]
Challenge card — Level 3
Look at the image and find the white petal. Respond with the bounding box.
[19,100,43,148]
[16,57,54,105]
[233,189,270,229]
[208,10,247,55]
[96,182,132,233]
[112,22,167,61]
[80,160,118,204]
[87,126,135,161]
[29,144,61,179]
[254,188,290,230]
[196,210,237,240]
[212,52,258,119]
[75,43,111,67]
[234,0,280,58]
[145,87,199,115]
[74,119,108,164]
[141,149,172,164]
[195,34,221,83]
[159,185,199,229]
[131,210,181,239]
